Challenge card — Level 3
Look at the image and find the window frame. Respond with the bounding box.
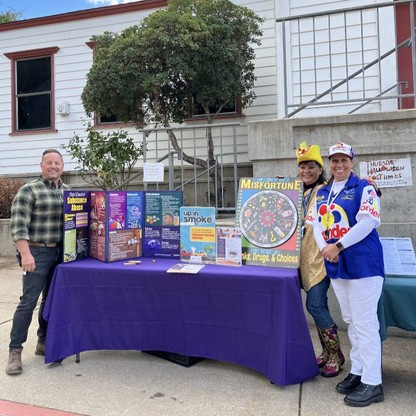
[189,96,243,120]
[86,41,128,128]
[5,46,59,135]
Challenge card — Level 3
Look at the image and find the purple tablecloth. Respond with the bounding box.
[43,258,319,386]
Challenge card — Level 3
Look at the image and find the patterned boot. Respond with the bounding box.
[316,327,329,368]
[320,324,345,378]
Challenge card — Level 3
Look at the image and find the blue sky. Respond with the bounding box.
[1,0,138,20]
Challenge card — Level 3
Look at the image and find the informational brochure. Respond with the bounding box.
[166,263,206,274]
[380,237,416,276]
[180,207,216,264]
[216,226,242,266]
[236,177,303,268]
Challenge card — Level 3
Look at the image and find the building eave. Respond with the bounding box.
[0,0,168,32]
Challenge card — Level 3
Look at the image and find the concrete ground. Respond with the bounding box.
[0,256,415,416]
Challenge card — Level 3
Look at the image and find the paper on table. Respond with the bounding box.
[167,263,206,274]
[380,237,416,276]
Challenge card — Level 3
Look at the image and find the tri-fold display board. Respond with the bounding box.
[63,190,183,263]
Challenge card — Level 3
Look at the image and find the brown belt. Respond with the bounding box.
[29,242,58,248]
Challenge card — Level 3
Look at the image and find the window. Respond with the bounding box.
[98,113,122,125]
[86,41,124,127]
[191,97,242,119]
[5,47,59,134]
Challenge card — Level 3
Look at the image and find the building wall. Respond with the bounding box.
[248,108,416,246]
[0,2,166,175]
[0,0,277,177]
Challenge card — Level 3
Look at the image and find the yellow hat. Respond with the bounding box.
[296,142,324,167]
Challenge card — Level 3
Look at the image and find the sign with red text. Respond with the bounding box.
[359,158,412,188]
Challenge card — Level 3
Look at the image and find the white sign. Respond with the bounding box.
[143,162,164,183]
[359,158,413,188]
[380,237,416,276]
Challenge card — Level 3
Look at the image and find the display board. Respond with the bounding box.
[63,191,90,263]
[236,177,303,268]
[63,190,183,263]
[142,191,183,259]
[89,191,143,262]
[180,207,216,264]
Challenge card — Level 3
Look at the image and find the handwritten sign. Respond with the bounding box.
[143,162,164,182]
[359,158,413,188]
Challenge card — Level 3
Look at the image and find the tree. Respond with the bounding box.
[62,125,144,190]
[81,0,263,182]
[0,2,22,23]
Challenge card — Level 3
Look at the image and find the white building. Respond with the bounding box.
[0,0,411,176]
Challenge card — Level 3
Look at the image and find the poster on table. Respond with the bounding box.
[142,191,183,258]
[63,190,90,263]
[359,157,413,188]
[216,226,242,266]
[90,191,143,262]
[179,207,216,264]
[236,177,303,268]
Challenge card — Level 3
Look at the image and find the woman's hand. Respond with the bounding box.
[321,245,340,263]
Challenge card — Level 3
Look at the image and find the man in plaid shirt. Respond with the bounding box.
[6,149,69,376]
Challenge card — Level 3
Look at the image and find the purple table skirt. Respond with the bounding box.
[43,258,319,386]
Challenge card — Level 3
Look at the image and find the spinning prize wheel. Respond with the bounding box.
[239,190,298,248]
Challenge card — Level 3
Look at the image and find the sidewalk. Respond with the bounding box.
[1,256,415,416]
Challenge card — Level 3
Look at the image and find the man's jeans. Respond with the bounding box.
[305,276,335,329]
[9,246,61,350]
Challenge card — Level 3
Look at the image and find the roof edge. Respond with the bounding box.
[0,0,168,32]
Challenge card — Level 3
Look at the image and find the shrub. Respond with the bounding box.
[62,125,144,190]
[0,177,26,219]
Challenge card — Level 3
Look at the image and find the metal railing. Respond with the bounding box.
[120,122,251,217]
[276,0,416,117]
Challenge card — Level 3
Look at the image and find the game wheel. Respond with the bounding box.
[239,190,298,248]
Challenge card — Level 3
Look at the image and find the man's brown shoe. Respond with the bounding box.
[6,348,23,375]
[35,342,45,356]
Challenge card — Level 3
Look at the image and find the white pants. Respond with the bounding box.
[331,276,384,385]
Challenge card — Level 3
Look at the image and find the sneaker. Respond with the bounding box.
[6,348,23,375]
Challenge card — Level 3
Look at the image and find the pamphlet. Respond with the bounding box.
[216,226,242,266]
[167,263,206,274]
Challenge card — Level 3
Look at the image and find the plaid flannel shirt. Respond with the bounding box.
[10,176,70,244]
